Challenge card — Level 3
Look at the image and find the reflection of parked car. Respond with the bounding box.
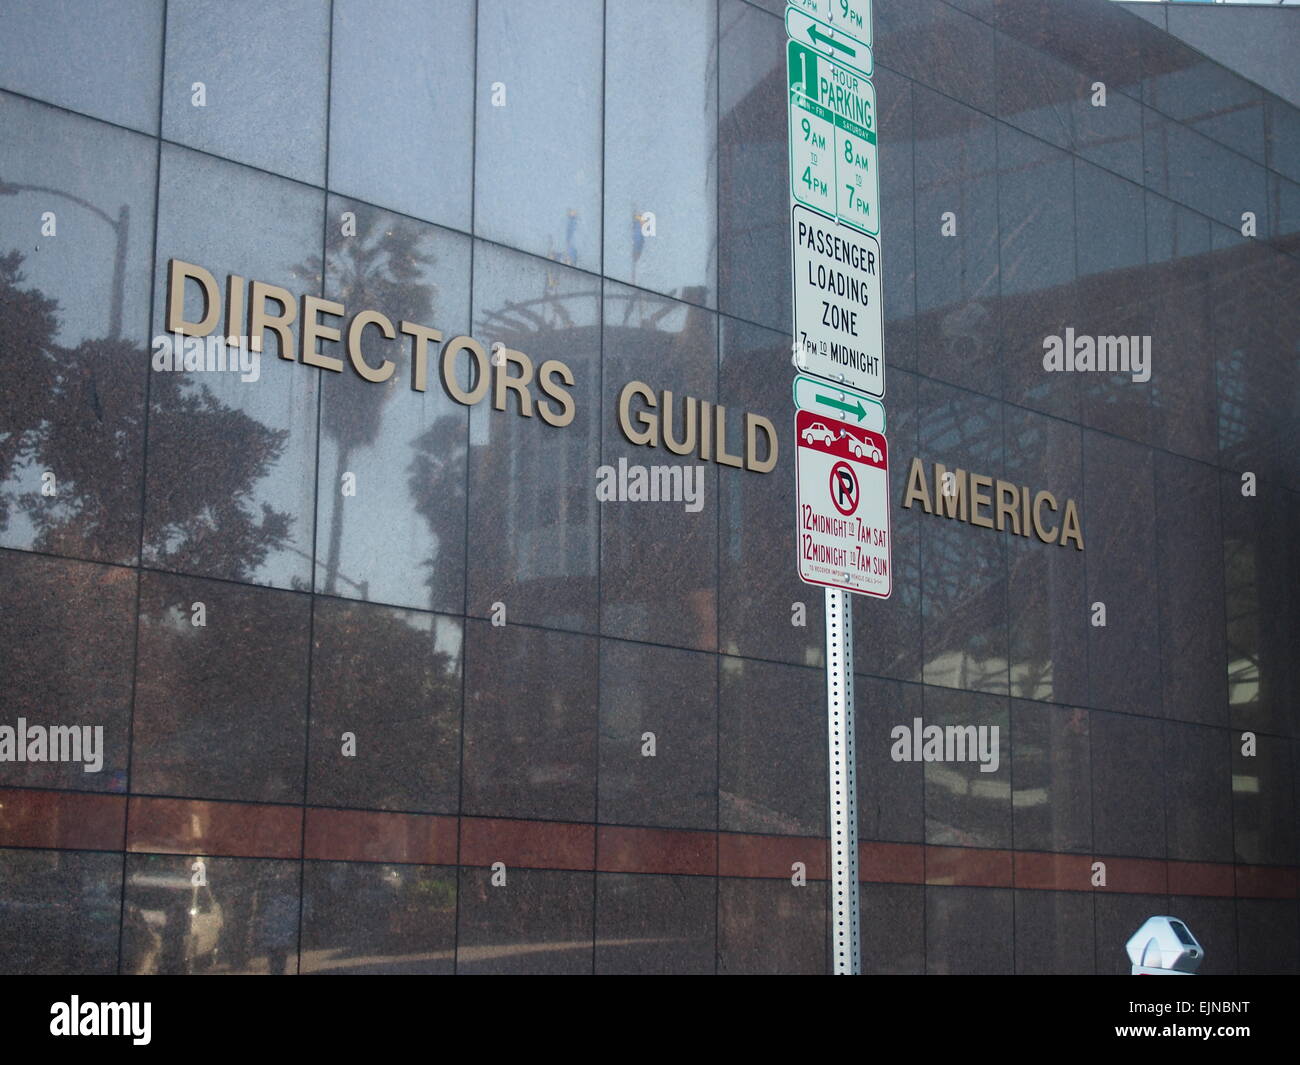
[801,422,837,445]
[843,430,882,463]
[129,875,224,973]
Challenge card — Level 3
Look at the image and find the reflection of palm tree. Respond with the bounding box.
[297,208,437,596]
[407,413,466,603]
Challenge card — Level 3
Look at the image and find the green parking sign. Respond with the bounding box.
[787,40,879,237]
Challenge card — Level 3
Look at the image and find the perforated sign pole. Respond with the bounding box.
[825,587,859,974]
[787,0,875,976]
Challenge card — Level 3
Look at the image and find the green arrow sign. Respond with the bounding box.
[792,374,885,430]
[816,392,867,421]
[785,6,872,78]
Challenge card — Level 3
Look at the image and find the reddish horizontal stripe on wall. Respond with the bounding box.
[1100,856,1168,895]
[0,787,125,850]
[1168,860,1235,898]
[597,825,715,876]
[126,796,301,859]
[860,841,924,884]
[926,845,1014,888]
[459,816,594,871]
[718,832,827,880]
[1235,865,1297,899]
[1014,851,1094,891]
[305,807,457,865]
[0,789,1296,899]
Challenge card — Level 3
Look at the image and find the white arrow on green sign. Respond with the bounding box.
[787,0,873,48]
[792,373,885,432]
[785,6,872,78]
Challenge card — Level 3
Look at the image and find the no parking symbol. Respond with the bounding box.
[795,408,891,598]
[829,461,859,516]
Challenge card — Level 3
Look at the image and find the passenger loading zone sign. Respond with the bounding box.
[795,409,891,597]
[791,204,884,397]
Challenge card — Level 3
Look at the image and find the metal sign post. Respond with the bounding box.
[825,587,859,974]
[787,0,879,976]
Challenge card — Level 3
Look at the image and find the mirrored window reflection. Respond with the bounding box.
[1143,46,1266,166]
[1011,700,1092,855]
[913,86,998,395]
[0,849,122,975]
[0,552,135,793]
[475,0,602,267]
[308,599,463,814]
[162,0,328,186]
[468,243,601,632]
[132,572,310,803]
[595,874,715,975]
[0,94,157,565]
[718,316,820,668]
[918,379,1009,695]
[599,640,716,829]
[316,198,471,613]
[145,145,323,590]
[122,854,299,975]
[600,281,718,652]
[456,867,593,974]
[1004,410,1087,708]
[301,861,457,974]
[604,0,718,308]
[329,0,474,231]
[718,0,788,333]
[923,689,1011,850]
[0,0,162,133]
[718,878,825,974]
[719,656,823,836]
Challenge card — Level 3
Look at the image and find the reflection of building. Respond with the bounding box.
[0,0,1297,977]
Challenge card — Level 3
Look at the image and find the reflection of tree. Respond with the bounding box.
[301,208,438,597]
[141,378,293,579]
[407,414,466,605]
[0,252,293,579]
[312,598,461,811]
[0,251,59,532]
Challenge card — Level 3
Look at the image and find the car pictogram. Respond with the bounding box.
[842,429,882,463]
[801,422,837,446]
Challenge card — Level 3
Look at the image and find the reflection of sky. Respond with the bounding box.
[604,0,717,301]
[329,0,474,229]
[0,93,154,344]
[475,0,603,267]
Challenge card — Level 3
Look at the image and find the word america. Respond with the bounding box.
[164,260,778,473]
[902,458,1084,550]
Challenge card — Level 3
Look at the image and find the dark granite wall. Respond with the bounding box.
[0,0,1295,974]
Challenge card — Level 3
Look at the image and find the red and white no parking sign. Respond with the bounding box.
[795,408,891,598]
